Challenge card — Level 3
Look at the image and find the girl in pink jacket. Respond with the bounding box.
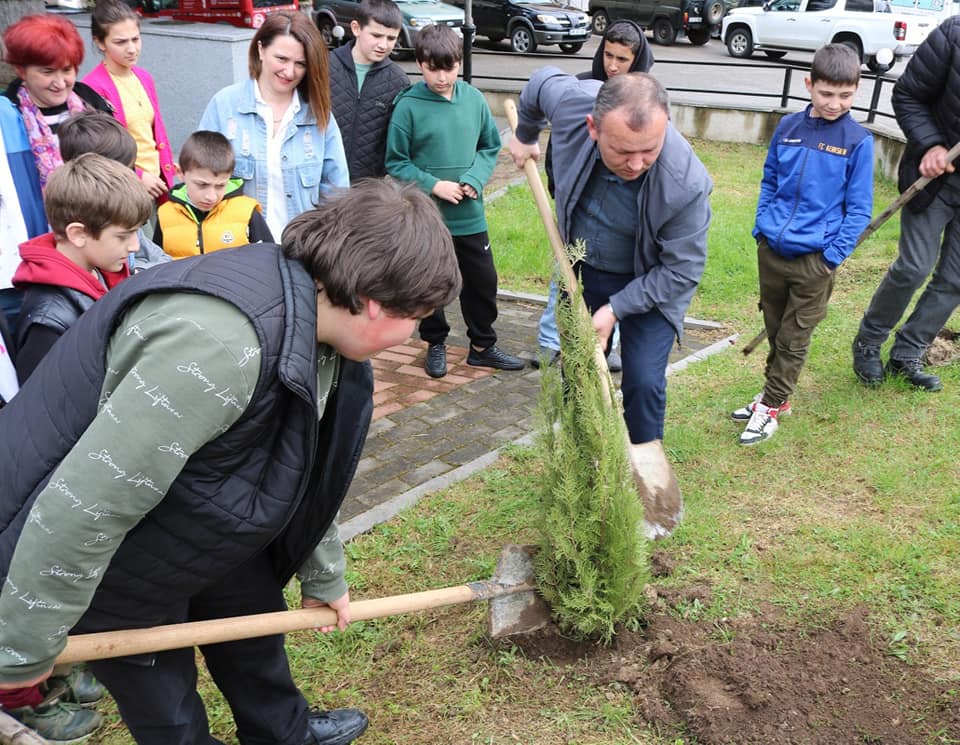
[83,0,175,201]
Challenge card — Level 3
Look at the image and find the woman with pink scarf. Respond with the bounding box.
[2,14,111,194]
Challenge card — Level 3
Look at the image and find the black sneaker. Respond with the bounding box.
[530,346,560,370]
[467,345,525,371]
[303,708,369,745]
[424,343,447,378]
[886,357,942,391]
[45,664,106,708]
[853,338,884,386]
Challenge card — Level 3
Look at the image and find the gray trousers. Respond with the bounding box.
[857,173,960,359]
[758,238,835,407]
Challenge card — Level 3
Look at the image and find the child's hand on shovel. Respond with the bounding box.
[302,591,351,633]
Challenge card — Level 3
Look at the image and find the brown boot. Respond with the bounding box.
[628,440,683,540]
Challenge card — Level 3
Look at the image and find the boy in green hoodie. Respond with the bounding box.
[155,130,273,258]
[385,23,523,378]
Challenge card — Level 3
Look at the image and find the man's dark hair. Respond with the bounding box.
[356,0,403,31]
[811,42,861,86]
[282,178,461,317]
[593,72,670,131]
[414,23,462,68]
[603,20,643,56]
[178,131,236,175]
[58,110,137,166]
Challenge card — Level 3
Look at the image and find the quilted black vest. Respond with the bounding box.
[0,244,373,631]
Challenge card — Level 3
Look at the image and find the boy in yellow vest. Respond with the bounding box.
[155,131,273,258]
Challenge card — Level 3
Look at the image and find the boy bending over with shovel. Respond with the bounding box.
[508,70,712,539]
[0,179,461,745]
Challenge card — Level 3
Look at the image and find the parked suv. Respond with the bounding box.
[451,0,590,53]
[314,0,464,58]
[588,0,726,45]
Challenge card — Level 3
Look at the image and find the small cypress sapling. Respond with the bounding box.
[534,266,649,642]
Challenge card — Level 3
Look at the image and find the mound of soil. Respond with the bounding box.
[507,554,959,745]
[925,328,960,367]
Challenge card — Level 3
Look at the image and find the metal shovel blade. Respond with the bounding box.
[486,544,551,638]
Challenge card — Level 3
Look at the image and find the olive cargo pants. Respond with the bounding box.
[757,237,835,407]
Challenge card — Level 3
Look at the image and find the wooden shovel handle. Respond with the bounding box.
[55,581,530,665]
[503,99,612,387]
[504,100,579,293]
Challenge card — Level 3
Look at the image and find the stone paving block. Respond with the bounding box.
[360,458,417,486]
[365,418,395,438]
[402,389,438,406]
[445,441,501,466]
[419,406,463,425]
[372,401,405,421]
[399,460,454,486]
[491,424,527,442]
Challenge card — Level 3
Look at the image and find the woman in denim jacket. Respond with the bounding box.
[200,11,349,238]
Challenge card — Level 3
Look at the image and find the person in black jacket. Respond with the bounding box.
[0,179,461,745]
[852,16,960,392]
[329,0,411,182]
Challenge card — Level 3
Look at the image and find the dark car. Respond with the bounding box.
[589,0,726,44]
[451,0,591,53]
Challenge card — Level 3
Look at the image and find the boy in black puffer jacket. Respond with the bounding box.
[329,0,410,182]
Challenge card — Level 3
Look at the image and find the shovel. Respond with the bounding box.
[0,545,549,745]
[503,98,684,539]
[742,140,960,356]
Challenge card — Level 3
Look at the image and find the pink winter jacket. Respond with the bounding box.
[83,63,176,191]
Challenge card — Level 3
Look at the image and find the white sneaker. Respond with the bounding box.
[731,394,792,421]
[739,402,779,445]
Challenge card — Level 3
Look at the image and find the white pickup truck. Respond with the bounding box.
[721,0,942,72]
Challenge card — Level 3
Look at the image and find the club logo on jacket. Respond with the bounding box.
[221,231,236,244]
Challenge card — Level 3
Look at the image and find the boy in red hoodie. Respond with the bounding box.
[13,152,152,381]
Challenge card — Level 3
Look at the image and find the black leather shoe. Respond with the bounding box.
[425,343,447,378]
[886,357,942,391]
[530,346,560,370]
[852,338,884,386]
[304,708,368,745]
[468,344,525,370]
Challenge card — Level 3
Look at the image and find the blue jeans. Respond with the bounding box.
[539,279,620,352]
[578,263,675,444]
[858,172,960,359]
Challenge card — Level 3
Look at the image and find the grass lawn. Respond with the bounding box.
[89,139,960,745]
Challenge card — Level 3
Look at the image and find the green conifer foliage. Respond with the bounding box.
[535,276,649,642]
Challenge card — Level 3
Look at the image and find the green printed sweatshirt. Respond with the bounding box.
[385,80,501,236]
[0,294,346,684]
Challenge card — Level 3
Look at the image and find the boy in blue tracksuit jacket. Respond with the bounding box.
[734,43,873,446]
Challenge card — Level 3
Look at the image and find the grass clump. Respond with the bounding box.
[535,268,648,642]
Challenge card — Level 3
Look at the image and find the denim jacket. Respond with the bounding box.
[199,79,349,224]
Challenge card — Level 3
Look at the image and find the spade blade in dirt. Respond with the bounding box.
[487,544,551,638]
